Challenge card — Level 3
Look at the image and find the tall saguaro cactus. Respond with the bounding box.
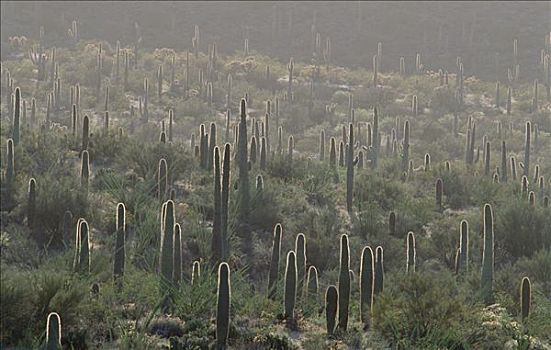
[458,220,469,273]
[346,124,354,213]
[221,144,231,260]
[374,246,384,295]
[160,200,175,287]
[237,99,251,260]
[216,262,231,350]
[27,178,36,229]
[284,251,297,320]
[501,141,508,182]
[13,87,20,145]
[523,121,531,177]
[520,277,531,321]
[287,58,294,104]
[114,202,126,289]
[338,234,350,331]
[481,204,494,305]
[212,147,223,263]
[45,312,62,350]
[268,223,282,299]
[406,232,416,273]
[360,246,374,328]
[325,285,338,336]
[402,120,410,172]
[295,233,307,299]
[372,108,379,168]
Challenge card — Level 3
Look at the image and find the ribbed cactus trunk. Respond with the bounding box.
[402,120,410,172]
[329,137,336,168]
[287,58,294,104]
[284,251,297,320]
[82,115,89,151]
[260,137,267,169]
[46,312,62,350]
[173,223,182,285]
[78,219,90,275]
[406,232,416,273]
[160,200,175,312]
[27,178,36,229]
[221,144,231,260]
[305,266,319,301]
[481,203,494,305]
[520,277,531,321]
[114,203,126,290]
[484,141,491,176]
[237,99,251,262]
[325,285,338,336]
[346,124,354,213]
[158,158,168,201]
[209,123,217,171]
[192,260,201,285]
[268,223,282,299]
[338,234,350,331]
[458,220,469,273]
[12,87,20,146]
[212,147,223,264]
[295,233,306,300]
[374,246,384,295]
[371,108,379,168]
[436,178,443,211]
[500,141,508,182]
[523,122,530,177]
[216,262,231,350]
[360,246,374,328]
[80,150,90,190]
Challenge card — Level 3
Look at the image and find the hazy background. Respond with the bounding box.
[1,1,549,80]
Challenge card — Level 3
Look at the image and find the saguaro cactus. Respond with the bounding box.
[346,124,354,213]
[268,223,282,299]
[13,87,20,145]
[80,150,90,189]
[27,178,36,229]
[481,203,494,305]
[295,233,307,298]
[221,144,231,260]
[160,200,175,286]
[374,246,384,295]
[284,251,297,320]
[173,223,182,285]
[158,158,168,200]
[524,121,531,177]
[191,260,201,285]
[212,147,223,263]
[484,141,491,176]
[216,262,231,350]
[436,178,443,211]
[389,211,396,236]
[325,285,338,336]
[78,219,90,275]
[46,312,62,350]
[82,115,89,151]
[372,108,379,168]
[329,137,337,168]
[501,141,508,182]
[287,58,294,104]
[305,266,319,299]
[114,202,126,288]
[406,232,416,273]
[338,234,350,331]
[237,100,251,258]
[520,277,531,321]
[402,120,410,172]
[319,130,325,161]
[458,220,469,273]
[360,246,374,328]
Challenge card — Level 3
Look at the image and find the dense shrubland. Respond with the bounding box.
[1,14,550,350]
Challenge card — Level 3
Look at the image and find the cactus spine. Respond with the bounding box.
[284,250,297,319]
[338,234,350,330]
[114,203,126,288]
[360,246,374,328]
[406,232,416,273]
[268,223,282,299]
[481,203,494,305]
[216,262,231,350]
[45,312,62,350]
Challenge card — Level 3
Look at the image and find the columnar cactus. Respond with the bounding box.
[13,87,20,145]
[260,137,267,169]
[346,124,354,213]
[372,108,379,168]
[209,123,217,171]
[211,147,223,263]
[402,120,410,172]
[501,141,508,182]
[250,136,257,164]
[160,200,175,288]
[520,277,531,321]
[295,233,306,299]
[192,260,201,285]
[168,110,173,142]
[82,115,89,151]
[80,150,90,189]
[389,211,396,236]
[325,285,338,336]
[484,141,491,176]
[46,312,62,350]
[406,232,416,273]
[424,153,431,172]
[27,178,36,229]
[532,79,538,112]
[237,100,251,258]
[524,121,531,177]
[338,234,350,331]
[374,246,384,295]
[78,219,90,275]
[436,178,443,211]
[268,223,282,299]
[305,266,318,300]
[319,130,325,161]
[329,137,337,168]
[511,156,517,180]
[158,158,168,200]
[220,144,231,260]
[360,246,374,328]
[528,191,536,207]
[372,54,378,86]
[458,220,469,273]
[399,57,405,76]
[287,135,294,163]
[173,223,182,285]
[521,176,529,198]
[495,82,500,108]
[216,262,231,350]
[114,202,126,288]
[481,203,494,305]
[287,58,294,104]
[124,50,129,91]
[157,65,163,102]
[412,95,418,117]
[284,251,297,320]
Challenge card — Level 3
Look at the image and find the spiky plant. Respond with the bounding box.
[78,219,90,275]
[212,147,223,264]
[295,233,306,299]
[372,108,379,168]
[216,262,231,350]
[484,141,491,176]
[501,141,508,182]
[524,121,531,177]
[360,246,374,328]
[319,130,325,161]
[160,200,175,287]
[192,260,201,285]
[406,232,416,273]
[436,178,443,211]
[268,223,282,299]
[374,246,384,295]
[338,234,350,331]
[389,211,396,236]
[158,158,168,201]
[27,178,36,229]
[284,251,297,320]
[82,115,89,151]
[12,87,20,145]
[329,137,336,168]
[458,220,469,273]
[520,277,531,321]
[221,144,231,260]
[305,266,319,300]
[114,202,126,289]
[481,204,494,305]
[45,312,62,350]
[173,223,182,285]
[80,150,90,189]
[402,120,410,172]
[237,100,251,261]
[346,124,354,213]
